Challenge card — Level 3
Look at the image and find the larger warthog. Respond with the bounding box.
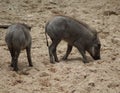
[5,23,33,71]
[45,16,101,63]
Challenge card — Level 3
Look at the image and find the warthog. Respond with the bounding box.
[5,23,33,71]
[45,16,101,63]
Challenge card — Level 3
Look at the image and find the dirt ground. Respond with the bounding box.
[0,0,120,93]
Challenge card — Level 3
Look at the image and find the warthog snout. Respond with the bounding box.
[93,56,101,60]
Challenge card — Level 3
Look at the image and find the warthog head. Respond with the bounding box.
[87,31,101,60]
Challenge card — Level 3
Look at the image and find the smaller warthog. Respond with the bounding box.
[45,16,101,63]
[5,23,33,71]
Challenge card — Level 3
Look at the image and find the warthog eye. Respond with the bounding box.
[94,44,101,51]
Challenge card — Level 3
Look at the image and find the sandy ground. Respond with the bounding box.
[0,0,120,93]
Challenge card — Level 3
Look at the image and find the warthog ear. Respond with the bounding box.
[92,30,98,41]
[93,30,97,37]
[91,28,97,39]
[22,23,32,30]
[25,25,32,30]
